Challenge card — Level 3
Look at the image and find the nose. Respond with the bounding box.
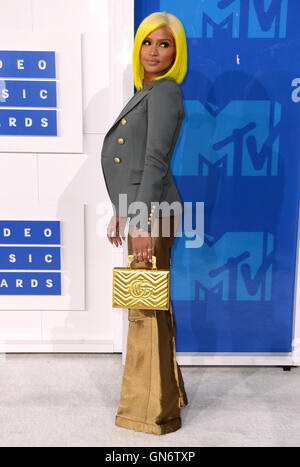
[149,43,158,56]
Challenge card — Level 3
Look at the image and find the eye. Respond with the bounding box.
[142,39,170,47]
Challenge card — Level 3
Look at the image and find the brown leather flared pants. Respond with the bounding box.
[115,215,188,435]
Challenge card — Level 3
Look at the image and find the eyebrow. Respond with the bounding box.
[145,37,171,41]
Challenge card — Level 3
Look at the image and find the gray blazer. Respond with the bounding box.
[101,77,185,232]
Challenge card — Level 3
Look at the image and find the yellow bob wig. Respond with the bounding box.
[133,11,188,91]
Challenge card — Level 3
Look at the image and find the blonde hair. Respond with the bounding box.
[133,11,188,91]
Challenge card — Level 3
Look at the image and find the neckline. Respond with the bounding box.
[142,80,155,90]
[142,77,172,90]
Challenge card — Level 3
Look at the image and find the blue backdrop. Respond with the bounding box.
[134,0,300,352]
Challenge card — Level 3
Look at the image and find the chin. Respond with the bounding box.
[145,66,163,74]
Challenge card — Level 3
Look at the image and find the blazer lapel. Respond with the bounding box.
[106,81,155,135]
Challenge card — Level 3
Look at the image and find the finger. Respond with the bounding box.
[142,249,148,261]
[110,233,118,247]
[115,234,122,246]
[137,251,143,262]
[119,223,126,240]
[118,234,124,245]
[108,229,119,247]
[111,238,117,247]
[147,248,152,263]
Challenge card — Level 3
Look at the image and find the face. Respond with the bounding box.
[140,25,176,79]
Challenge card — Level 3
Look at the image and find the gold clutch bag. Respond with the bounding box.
[112,254,170,310]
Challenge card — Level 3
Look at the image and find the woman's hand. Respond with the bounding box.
[107,218,152,263]
[107,216,127,247]
[131,227,152,264]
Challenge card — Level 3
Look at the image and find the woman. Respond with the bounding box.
[101,11,188,435]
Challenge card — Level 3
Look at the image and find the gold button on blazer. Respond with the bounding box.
[101,77,185,231]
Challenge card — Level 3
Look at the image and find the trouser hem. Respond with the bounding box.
[115,415,181,435]
[180,393,189,407]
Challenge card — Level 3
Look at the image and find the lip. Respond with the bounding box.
[147,59,159,64]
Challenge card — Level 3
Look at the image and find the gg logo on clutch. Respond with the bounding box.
[129,280,153,298]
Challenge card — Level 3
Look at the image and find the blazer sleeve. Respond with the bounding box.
[128,79,183,232]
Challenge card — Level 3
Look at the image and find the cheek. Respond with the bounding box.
[140,47,147,60]
[161,49,175,63]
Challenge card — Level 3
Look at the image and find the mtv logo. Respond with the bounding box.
[161,0,288,39]
[171,231,274,301]
[172,99,280,177]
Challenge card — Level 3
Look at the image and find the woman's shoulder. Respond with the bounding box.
[154,77,181,90]
[150,77,182,101]
[150,78,184,116]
